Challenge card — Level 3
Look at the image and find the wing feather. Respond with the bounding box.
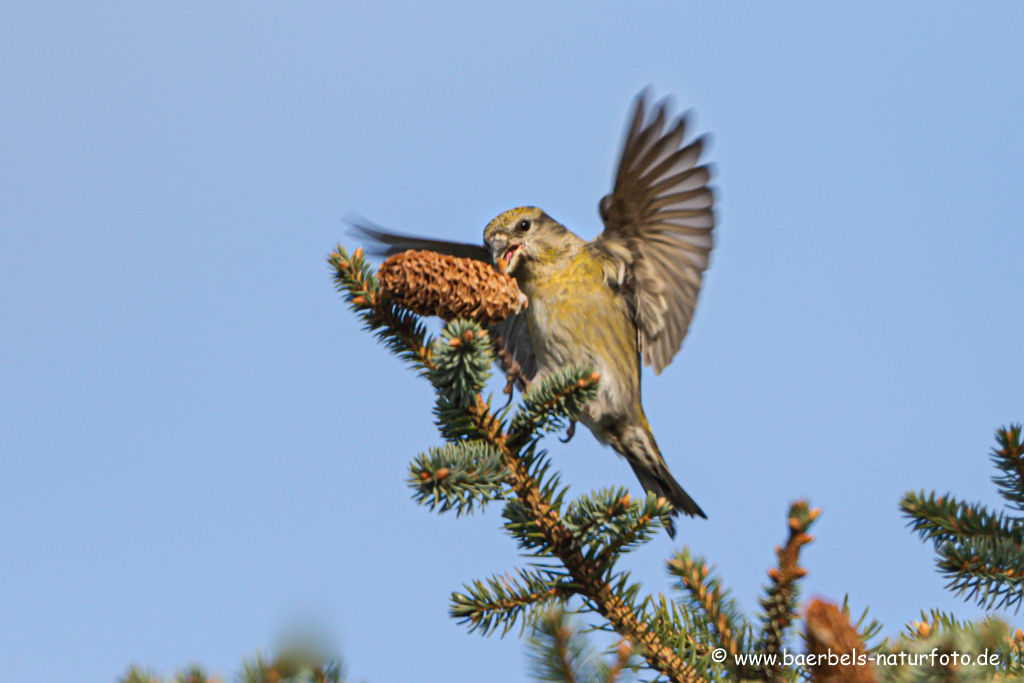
[593,91,716,374]
[349,220,491,261]
[489,311,538,386]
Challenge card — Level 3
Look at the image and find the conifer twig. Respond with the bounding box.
[328,247,435,372]
[901,425,1024,613]
[761,501,819,682]
[668,551,744,664]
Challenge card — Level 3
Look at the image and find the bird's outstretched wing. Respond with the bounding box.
[593,90,716,374]
[349,219,492,261]
[348,218,539,383]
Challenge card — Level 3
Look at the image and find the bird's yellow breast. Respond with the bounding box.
[520,249,607,316]
[519,250,638,411]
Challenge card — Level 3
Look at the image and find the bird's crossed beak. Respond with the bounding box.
[486,235,525,275]
[501,243,524,274]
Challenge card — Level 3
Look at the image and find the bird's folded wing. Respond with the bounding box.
[489,310,538,386]
[593,90,716,375]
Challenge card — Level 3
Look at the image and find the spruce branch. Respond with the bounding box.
[408,441,508,515]
[328,246,434,374]
[331,249,850,682]
[877,615,1021,683]
[430,320,493,409]
[508,366,601,447]
[668,549,750,673]
[990,424,1024,513]
[564,490,673,570]
[902,425,1024,613]
[495,436,708,681]
[527,607,638,683]
[759,501,820,682]
[901,492,1019,547]
[936,536,1024,611]
[477,382,707,680]
[902,608,973,640]
[451,568,577,636]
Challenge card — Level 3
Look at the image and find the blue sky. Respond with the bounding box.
[2,2,1023,681]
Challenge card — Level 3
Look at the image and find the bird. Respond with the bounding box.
[353,90,715,537]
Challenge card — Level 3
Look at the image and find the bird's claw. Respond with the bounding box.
[501,379,515,409]
[559,420,577,443]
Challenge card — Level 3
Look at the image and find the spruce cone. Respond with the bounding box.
[377,250,528,325]
[805,599,876,683]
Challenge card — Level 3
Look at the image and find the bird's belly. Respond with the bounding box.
[525,285,637,427]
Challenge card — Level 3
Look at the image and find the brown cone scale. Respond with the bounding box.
[377,250,527,325]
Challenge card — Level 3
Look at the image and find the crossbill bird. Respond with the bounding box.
[355,91,715,537]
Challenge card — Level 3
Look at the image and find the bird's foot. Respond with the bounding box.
[559,419,577,443]
[492,333,530,407]
[501,380,515,409]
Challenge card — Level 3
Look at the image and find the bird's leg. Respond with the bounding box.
[559,419,577,443]
[490,333,528,408]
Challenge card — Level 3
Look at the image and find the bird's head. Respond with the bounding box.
[483,206,573,276]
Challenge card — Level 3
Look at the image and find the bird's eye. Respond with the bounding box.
[517,219,531,232]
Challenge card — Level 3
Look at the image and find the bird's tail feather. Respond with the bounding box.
[619,425,705,539]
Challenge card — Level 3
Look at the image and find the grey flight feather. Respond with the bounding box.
[349,219,492,262]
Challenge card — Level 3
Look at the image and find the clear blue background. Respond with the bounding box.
[3,2,1023,681]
